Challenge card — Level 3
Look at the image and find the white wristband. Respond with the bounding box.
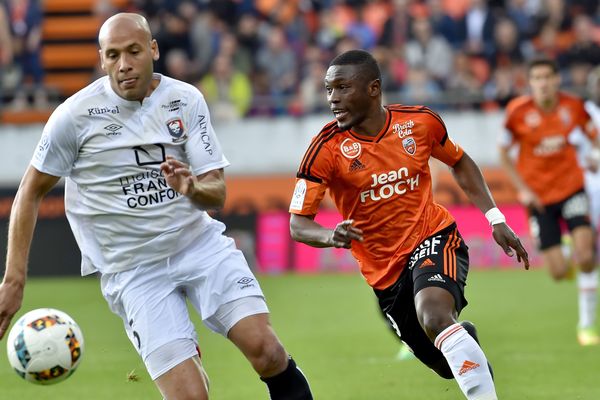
[485,207,506,226]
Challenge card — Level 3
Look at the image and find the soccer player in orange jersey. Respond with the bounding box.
[500,57,600,346]
[289,49,529,400]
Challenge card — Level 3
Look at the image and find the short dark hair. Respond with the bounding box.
[329,49,381,82]
[527,56,559,74]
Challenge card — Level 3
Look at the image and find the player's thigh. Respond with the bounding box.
[100,266,198,378]
[155,355,208,400]
[178,231,266,330]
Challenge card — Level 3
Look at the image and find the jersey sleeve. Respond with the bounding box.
[289,138,334,216]
[184,89,230,175]
[426,110,464,167]
[30,103,79,177]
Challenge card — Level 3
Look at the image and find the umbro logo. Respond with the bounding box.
[419,258,435,268]
[458,360,480,375]
[349,158,366,172]
[237,277,255,289]
[104,123,123,136]
[427,274,445,283]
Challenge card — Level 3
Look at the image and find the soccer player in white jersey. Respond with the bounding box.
[0,13,312,400]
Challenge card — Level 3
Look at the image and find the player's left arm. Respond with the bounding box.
[451,152,529,269]
[160,156,225,210]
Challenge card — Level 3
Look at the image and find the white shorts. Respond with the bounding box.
[100,222,268,379]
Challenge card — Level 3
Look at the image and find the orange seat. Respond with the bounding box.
[42,44,99,69]
[45,72,93,96]
[43,0,130,13]
[43,16,102,40]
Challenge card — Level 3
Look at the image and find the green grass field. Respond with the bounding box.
[0,268,598,399]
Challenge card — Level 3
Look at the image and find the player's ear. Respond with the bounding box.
[368,78,381,97]
[150,39,160,61]
[98,49,106,72]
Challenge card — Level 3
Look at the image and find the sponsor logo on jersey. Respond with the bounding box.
[427,274,446,283]
[402,137,416,155]
[340,138,361,159]
[104,123,123,135]
[349,158,366,172]
[393,120,414,138]
[88,105,120,116]
[161,99,187,112]
[361,167,420,203]
[197,115,213,154]
[533,134,565,156]
[290,179,307,210]
[166,118,188,143]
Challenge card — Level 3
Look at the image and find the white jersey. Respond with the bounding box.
[574,100,600,226]
[31,74,230,275]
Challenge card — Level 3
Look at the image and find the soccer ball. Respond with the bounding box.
[6,308,84,385]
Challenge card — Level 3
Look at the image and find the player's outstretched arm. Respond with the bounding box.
[0,167,60,339]
[451,152,530,269]
[290,214,363,249]
[160,156,225,210]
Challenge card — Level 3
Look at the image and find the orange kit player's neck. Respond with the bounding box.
[534,94,559,113]
[352,106,388,136]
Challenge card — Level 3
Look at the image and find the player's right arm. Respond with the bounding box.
[0,167,60,339]
[498,141,543,212]
[290,214,363,249]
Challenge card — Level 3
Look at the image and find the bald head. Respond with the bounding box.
[98,13,159,102]
[98,13,152,48]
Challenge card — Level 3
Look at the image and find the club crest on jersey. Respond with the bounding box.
[402,137,416,155]
[524,111,541,128]
[166,118,188,143]
[340,138,361,159]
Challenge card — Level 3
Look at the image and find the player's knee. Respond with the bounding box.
[248,336,288,376]
[419,311,454,340]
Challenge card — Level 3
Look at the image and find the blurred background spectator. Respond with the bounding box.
[2,0,600,122]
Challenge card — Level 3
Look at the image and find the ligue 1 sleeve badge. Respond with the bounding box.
[166,118,188,143]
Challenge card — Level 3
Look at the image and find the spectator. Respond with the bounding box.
[426,0,461,48]
[447,51,485,109]
[379,0,414,48]
[399,67,443,108]
[405,16,454,86]
[561,14,600,75]
[456,0,496,56]
[198,54,253,121]
[486,17,526,70]
[4,0,47,110]
[255,25,297,114]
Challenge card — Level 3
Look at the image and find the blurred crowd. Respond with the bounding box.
[1,0,600,121]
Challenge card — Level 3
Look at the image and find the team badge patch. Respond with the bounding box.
[340,138,361,159]
[402,137,416,155]
[166,118,188,143]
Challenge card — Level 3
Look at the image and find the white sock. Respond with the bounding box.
[577,270,598,329]
[434,324,497,400]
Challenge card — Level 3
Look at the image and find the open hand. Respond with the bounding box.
[492,223,530,270]
[160,156,197,196]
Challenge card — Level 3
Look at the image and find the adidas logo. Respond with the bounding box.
[458,360,480,375]
[420,258,435,268]
[427,274,445,283]
[349,158,365,172]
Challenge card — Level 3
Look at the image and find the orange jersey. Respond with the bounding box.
[503,93,597,205]
[289,105,464,290]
